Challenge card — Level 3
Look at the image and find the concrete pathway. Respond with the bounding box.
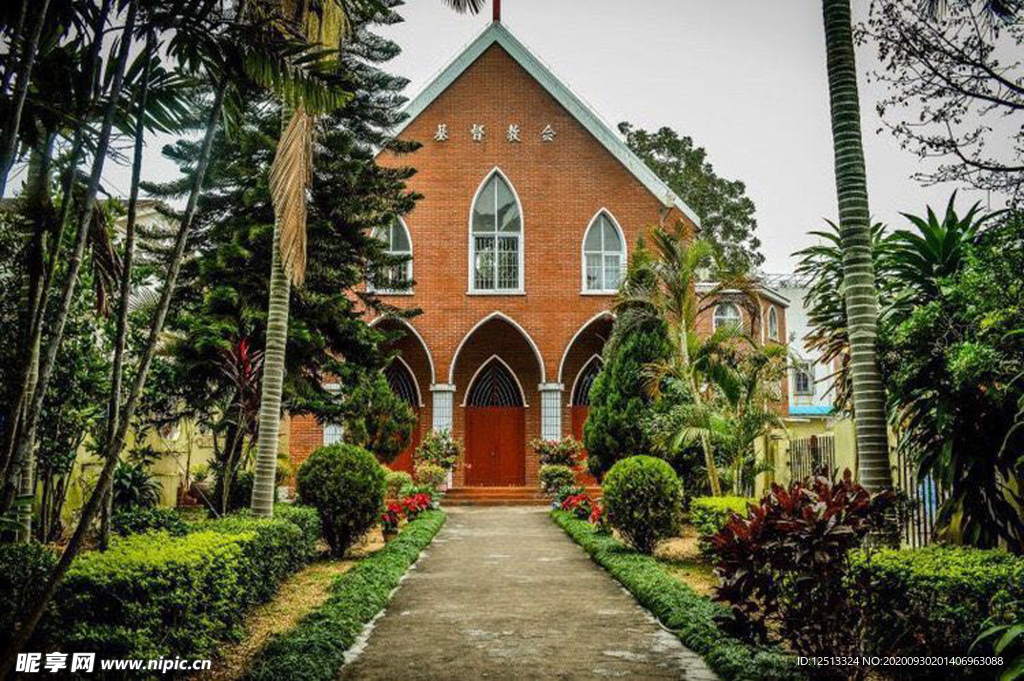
[340,507,717,680]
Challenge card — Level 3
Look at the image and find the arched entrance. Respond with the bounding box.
[570,354,602,441]
[386,358,421,474]
[464,357,526,486]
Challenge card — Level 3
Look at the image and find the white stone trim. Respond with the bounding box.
[448,311,546,383]
[388,23,702,228]
[569,354,603,407]
[392,356,424,407]
[539,384,564,440]
[369,316,437,384]
[430,384,456,432]
[557,311,615,384]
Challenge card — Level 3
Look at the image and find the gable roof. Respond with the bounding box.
[390,22,702,228]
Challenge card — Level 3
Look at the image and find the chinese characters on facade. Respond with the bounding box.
[433,123,555,143]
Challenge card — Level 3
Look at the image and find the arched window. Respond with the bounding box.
[466,358,523,407]
[323,382,343,445]
[572,356,603,406]
[470,171,522,292]
[370,219,412,293]
[793,361,814,396]
[582,212,624,292]
[385,359,419,406]
[767,306,779,341]
[713,302,742,331]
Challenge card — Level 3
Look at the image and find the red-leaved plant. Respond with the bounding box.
[560,493,593,520]
[381,504,402,534]
[400,493,431,521]
[709,470,895,659]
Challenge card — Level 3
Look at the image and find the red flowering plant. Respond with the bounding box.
[560,493,593,520]
[381,503,402,534]
[400,493,431,521]
[588,501,610,533]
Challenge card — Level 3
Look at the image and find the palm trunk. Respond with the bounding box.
[0,0,52,195]
[0,0,29,96]
[0,78,227,674]
[822,0,890,491]
[250,224,291,516]
[99,27,156,551]
[678,319,722,496]
[2,0,136,539]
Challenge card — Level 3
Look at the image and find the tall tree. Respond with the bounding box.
[251,0,483,516]
[821,0,891,491]
[619,123,763,274]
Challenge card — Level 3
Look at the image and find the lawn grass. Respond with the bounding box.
[244,511,446,681]
[551,510,798,681]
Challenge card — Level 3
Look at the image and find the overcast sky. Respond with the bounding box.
[57,0,1001,273]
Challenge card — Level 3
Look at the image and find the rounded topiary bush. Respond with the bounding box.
[297,444,386,557]
[602,455,682,554]
[539,464,576,497]
[384,469,413,500]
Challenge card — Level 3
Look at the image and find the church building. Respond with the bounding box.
[288,13,788,489]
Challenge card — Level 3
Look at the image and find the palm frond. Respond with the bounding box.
[269,107,314,284]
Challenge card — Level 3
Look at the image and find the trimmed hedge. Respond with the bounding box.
[55,530,249,658]
[850,545,1024,659]
[112,506,189,537]
[690,496,753,555]
[49,504,322,660]
[0,543,57,650]
[551,511,796,680]
[246,510,446,681]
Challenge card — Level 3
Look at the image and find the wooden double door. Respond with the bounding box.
[464,407,525,486]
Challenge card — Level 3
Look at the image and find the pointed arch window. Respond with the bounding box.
[385,359,420,406]
[471,172,522,293]
[466,358,524,407]
[370,219,412,294]
[572,356,603,406]
[713,302,742,331]
[583,212,625,293]
[767,306,779,341]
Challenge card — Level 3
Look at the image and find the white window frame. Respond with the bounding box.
[580,208,627,295]
[713,302,743,331]
[767,306,779,341]
[322,382,344,446]
[793,362,815,396]
[368,218,413,295]
[467,168,525,295]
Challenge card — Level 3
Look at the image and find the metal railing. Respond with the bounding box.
[789,434,836,481]
[894,447,949,548]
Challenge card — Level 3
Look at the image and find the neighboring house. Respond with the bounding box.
[287,19,790,490]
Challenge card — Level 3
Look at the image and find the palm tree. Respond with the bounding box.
[615,229,730,496]
[820,0,890,491]
[250,0,484,516]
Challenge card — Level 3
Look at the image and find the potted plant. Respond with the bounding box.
[189,463,212,501]
[381,503,402,542]
[414,430,463,490]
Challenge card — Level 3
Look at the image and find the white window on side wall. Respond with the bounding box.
[322,383,344,446]
[582,211,625,293]
[369,219,412,294]
[767,306,779,341]
[713,302,742,331]
[793,362,815,396]
[470,170,522,293]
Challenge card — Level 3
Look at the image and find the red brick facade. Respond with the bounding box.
[288,30,787,486]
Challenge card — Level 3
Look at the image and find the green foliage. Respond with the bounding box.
[413,462,447,490]
[272,504,322,550]
[690,496,753,556]
[551,511,796,680]
[247,511,446,681]
[539,464,576,497]
[54,531,249,658]
[530,437,583,467]
[619,123,763,273]
[296,444,385,557]
[111,507,188,537]
[343,372,415,464]
[385,469,414,499]
[584,309,671,478]
[850,546,1024,660]
[0,543,57,650]
[111,461,161,510]
[213,469,279,515]
[602,456,682,554]
[414,429,462,471]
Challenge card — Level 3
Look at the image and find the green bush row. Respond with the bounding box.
[551,510,796,681]
[0,542,57,651]
[47,505,320,660]
[690,496,754,555]
[246,510,447,681]
[849,545,1024,659]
